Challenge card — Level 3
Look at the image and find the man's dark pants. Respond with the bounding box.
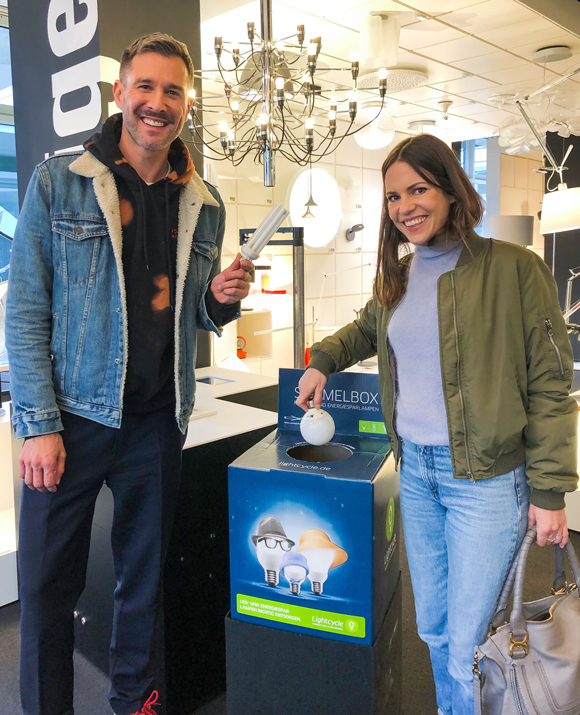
[18,404,186,715]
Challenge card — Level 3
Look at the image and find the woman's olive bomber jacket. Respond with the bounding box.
[308,231,578,511]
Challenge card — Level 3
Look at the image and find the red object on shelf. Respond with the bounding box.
[261,289,286,294]
[305,347,311,365]
[237,336,247,359]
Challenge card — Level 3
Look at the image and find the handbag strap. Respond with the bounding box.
[510,526,580,648]
[490,540,569,632]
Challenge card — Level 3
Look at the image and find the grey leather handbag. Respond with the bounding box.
[473,526,580,715]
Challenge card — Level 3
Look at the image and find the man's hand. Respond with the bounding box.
[210,253,253,305]
[19,433,66,493]
[296,368,328,412]
[528,504,569,547]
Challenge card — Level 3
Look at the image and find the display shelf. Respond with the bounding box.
[236,310,272,362]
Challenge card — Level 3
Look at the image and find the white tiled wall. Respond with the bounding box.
[499,152,544,256]
[211,135,541,375]
[208,131,409,375]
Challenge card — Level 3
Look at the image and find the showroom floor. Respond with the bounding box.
[1,530,579,715]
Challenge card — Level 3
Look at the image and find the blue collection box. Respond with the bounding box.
[228,368,400,646]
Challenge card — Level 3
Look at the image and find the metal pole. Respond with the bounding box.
[292,228,305,368]
[260,0,275,187]
[515,100,560,175]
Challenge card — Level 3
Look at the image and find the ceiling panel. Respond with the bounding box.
[416,95,497,115]
[430,75,499,93]
[466,108,515,126]
[385,85,451,101]
[399,20,467,50]
[440,0,538,33]
[395,51,465,83]
[417,36,494,63]
[475,17,566,47]
[481,63,558,85]
[455,51,528,75]
[401,0,492,13]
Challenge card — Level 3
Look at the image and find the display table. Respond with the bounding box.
[71,371,278,714]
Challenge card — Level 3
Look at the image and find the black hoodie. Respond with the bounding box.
[85,114,206,413]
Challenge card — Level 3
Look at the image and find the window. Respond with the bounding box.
[0,21,17,281]
[458,138,487,234]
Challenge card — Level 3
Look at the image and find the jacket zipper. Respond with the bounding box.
[386,338,401,467]
[545,318,564,377]
[451,272,474,483]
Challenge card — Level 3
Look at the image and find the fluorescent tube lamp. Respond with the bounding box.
[486,215,534,246]
[540,186,580,234]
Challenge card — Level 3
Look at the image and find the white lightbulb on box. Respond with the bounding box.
[301,548,334,595]
[256,540,285,586]
[300,402,335,446]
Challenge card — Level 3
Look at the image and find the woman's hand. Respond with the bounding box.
[296,368,328,412]
[528,504,569,547]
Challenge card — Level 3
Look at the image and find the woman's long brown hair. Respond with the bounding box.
[375,134,484,307]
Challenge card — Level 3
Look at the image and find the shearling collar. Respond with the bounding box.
[69,150,219,208]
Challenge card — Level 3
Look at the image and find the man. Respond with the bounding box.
[6,33,252,715]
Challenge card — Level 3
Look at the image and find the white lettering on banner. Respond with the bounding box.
[47,0,99,57]
[52,57,102,137]
[100,56,122,118]
[51,55,120,138]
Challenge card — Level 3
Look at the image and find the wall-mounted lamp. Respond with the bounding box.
[485,215,534,246]
[346,224,364,241]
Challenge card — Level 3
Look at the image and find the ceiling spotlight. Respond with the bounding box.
[437,99,453,120]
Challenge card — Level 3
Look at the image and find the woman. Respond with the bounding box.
[296,134,578,715]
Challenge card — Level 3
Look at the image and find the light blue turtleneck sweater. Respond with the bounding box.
[388,240,463,446]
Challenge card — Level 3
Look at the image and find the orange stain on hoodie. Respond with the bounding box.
[119,198,134,226]
[152,275,170,311]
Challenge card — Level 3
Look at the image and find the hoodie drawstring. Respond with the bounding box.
[164,179,175,312]
[138,179,150,272]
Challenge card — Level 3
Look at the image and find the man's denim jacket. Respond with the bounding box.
[6,150,236,438]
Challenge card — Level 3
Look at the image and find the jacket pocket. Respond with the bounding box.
[52,218,109,286]
[191,239,218,285]
[539,315,570,380]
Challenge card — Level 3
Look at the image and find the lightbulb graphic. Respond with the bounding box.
[300,401,335,446]
[280,551,309,596]
[296,529,348,595]
[251,516,295,587]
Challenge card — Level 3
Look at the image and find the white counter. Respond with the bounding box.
[194,365,278,399]
[184,393,277,450]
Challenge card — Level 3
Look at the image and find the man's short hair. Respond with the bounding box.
[120,33,195,88]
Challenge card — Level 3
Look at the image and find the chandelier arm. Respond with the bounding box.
[183,136,233,161]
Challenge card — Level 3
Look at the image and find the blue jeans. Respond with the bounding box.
[400,440,529,715]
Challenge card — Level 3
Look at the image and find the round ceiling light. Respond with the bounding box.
[358,67,428,93]
[354,101,395,150]
[288,168,342,248]
[533,46,572,64]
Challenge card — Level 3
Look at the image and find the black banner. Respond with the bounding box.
[9,0,202,206]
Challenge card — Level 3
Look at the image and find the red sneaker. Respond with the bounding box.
[130,690,159,715]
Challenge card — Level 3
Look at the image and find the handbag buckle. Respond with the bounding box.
[509,632,530,657]
[473,651,482,679]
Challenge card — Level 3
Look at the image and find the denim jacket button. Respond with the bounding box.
[115,358,120,364]
[116,308,120,313]
[74,227,83,234]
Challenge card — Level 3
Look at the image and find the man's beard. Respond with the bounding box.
[124,110,183,151]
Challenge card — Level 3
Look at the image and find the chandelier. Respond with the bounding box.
[188,0,393,186]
